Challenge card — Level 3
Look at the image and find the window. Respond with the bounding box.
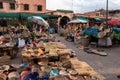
[37,5,42,11]
[10,3,15,10]
[0,2,3,9]
[96,13,100,16]
[24,4,29,10]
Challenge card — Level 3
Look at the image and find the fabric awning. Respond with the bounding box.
[94,18,102,21]
[78,17,89,22]
[20,13,61,19]
[20,13,49,19]
[108,19,120,26]
[0,13,19,18]
[0,13,61,19]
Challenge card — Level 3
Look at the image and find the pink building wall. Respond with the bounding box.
[0,0,46,13]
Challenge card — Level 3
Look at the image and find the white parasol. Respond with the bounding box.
[28,16,49,28]
[68,19,88,24]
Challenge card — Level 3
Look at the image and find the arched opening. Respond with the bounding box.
[59,16,70,27]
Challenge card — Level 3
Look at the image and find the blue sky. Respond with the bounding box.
[46,0,120,13]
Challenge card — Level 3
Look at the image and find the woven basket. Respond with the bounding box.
[0,73,7,80]
[53,76,69,80]
[0,56,10,65]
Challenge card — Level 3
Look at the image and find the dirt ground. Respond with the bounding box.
[56,35,120,80]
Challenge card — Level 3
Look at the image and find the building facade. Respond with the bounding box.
[46,9,74,26]
[75,10,106,19]
[109,10,120,20]
[0,0,46,13]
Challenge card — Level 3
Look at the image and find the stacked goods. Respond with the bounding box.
[45,42,67,49]
[0,38,17,59]
[44,42,67,53]
[0,36,12,45]
[36,41,45,49]
[0,35,16,47]
[0,36,12,64]
[70,58,105,80]
[0,55,10,65]
[22,48,44,58]
[49,49,72,61]
[21,41,104,80]
[40,33,56,42]
[49,49,71,55]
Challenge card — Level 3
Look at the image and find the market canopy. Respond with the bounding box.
[20,13,49,19]
[108,19,120,26]
[19,13,61,19]
[78,17,89,22]
[0,13,61,19]
[0,13,19,18]
[94,18,102,21]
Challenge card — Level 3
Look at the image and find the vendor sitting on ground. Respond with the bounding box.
[66,32,74,42]
[74,30,81,44]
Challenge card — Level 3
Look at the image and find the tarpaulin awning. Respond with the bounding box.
[0,13,61,19]
[20,13,49,19]
[0,13,20,18]
[94,18,102,21]
[78,17,89,22]
[20,13,61,19]
[108,19,120,26]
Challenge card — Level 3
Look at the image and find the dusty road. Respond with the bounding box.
[56,35,120,80]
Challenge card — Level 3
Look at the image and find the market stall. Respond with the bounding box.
[82,27,113,47]
[112,27,120,44]
[65,18,89,42]
[108,19,120,26]
[81,26,120,47]
[0,15,56,60]
[0,35,19,59]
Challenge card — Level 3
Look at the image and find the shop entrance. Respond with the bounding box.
[60,16,70,27]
